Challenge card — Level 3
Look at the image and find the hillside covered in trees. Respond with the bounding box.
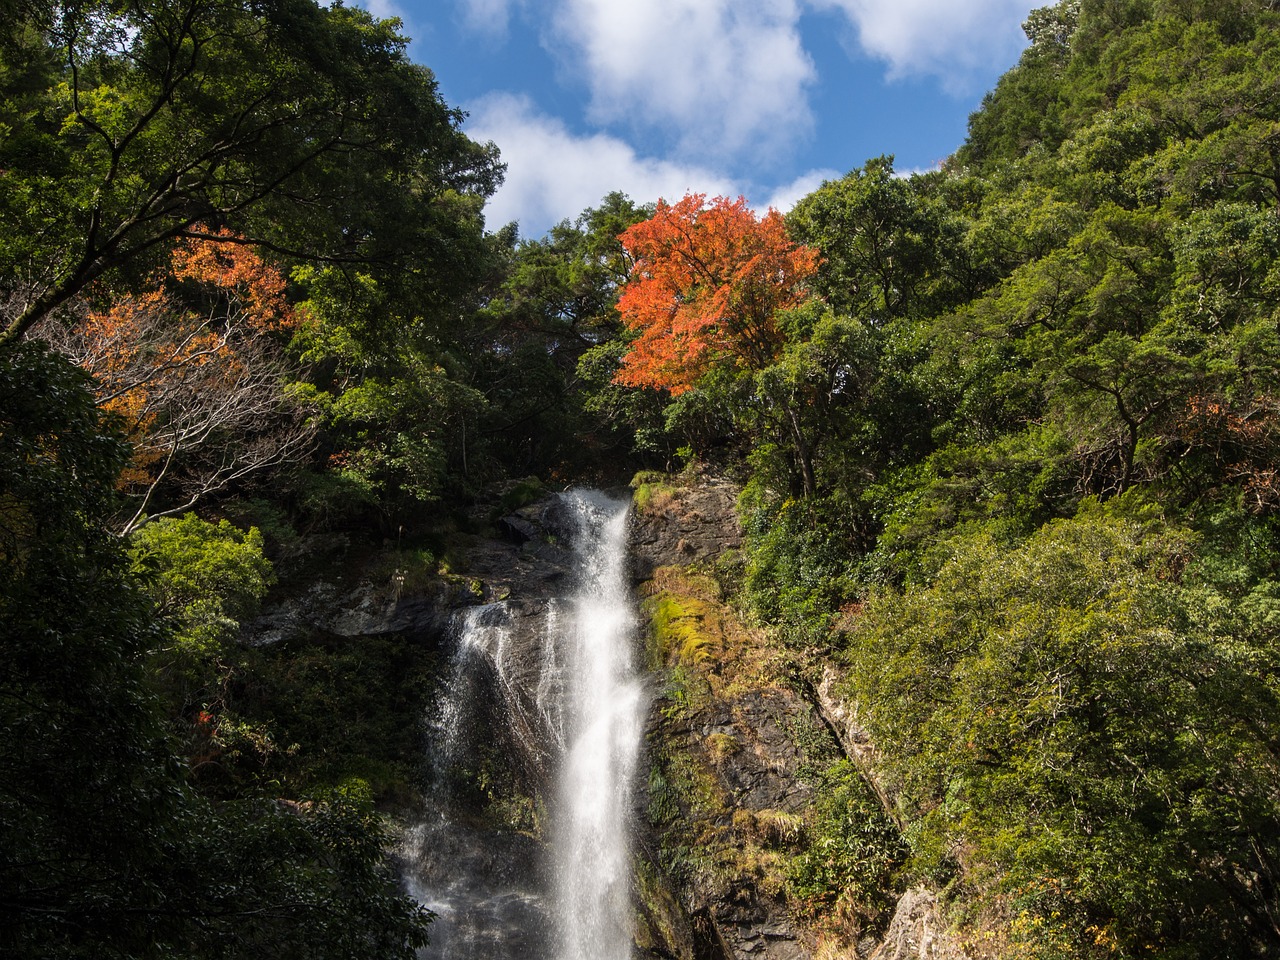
[3,0,1280,958]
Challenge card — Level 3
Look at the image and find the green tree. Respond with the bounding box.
[128,513,272,731]
[727,3,1280,954]
[0,341,176,955]
[843,505,1280,958]
[475,192,657,473]
[788,157,967,321]
[0,0,501,348]
[289,265,490,521]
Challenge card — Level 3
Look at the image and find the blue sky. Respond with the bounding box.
[362,0,1040,238]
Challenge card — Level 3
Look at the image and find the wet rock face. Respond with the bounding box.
[241,495,579,648]
[629,474,830,960]
[628,473,970,960]
[468,500,576,599]
[400,820,554,960]
[710,911,806,960]
[647,683,834,960]
[237,499,581,960]
[240,577,458,647]
[691,689,819,815]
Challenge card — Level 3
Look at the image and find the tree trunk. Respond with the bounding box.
[784,402,816,498]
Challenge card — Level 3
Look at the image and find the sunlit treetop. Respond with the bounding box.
[613,194,819,395]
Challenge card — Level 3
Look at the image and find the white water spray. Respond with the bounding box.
[553,491,645,960]
[409,490,643,960]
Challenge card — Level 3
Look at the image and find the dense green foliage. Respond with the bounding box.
[0,344,429,958]
[8,0,1280,955]
[785,761,904,930]
[712,2,1280,955]
[0,0,489,951]
[848,504,1280,955]
[0,0,501,347]
[589,1,1280,955]
[131,514,274,653]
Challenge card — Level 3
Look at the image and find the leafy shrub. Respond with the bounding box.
[740,493,863,644]
[787,761,905,934]
[130,513,274,650]
[296,466,381,530]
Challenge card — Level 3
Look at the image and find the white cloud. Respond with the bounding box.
[762,168,841,213]
[354,0,418,37]
[892,163,942,179]
[466,93,737,237]
[457,0,517,37]
[546,0,817,164]
[458,1,1037,236]
[809,0,1032,91]
[360,0,405,19]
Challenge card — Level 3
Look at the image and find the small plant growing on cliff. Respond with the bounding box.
[787,761,905,937]
[372,547,438,596]
[706,732,739,762]
[633,479,678,515]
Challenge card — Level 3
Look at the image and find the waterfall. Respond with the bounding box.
[554,490,644,960]
[406,490,643,960]
[405,601,554,960]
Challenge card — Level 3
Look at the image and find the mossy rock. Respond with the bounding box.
[633,480,678,516]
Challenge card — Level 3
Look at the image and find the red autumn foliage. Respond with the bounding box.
[81,232,296,432]
[613,194,819,394]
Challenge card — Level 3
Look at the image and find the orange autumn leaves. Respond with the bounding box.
[39,230,311,529]
[614,194,819,394]
[87,232,294,419]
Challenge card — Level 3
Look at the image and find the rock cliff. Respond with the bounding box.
[240,475,967,960]
[627,470,968,960]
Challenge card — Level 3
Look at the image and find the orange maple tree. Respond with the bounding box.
[613,194,819,394]
[39,231,312,532]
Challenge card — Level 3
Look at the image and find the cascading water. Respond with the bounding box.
[404,602,555,960]
[553,491,645,960]
[406,490,643,960]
